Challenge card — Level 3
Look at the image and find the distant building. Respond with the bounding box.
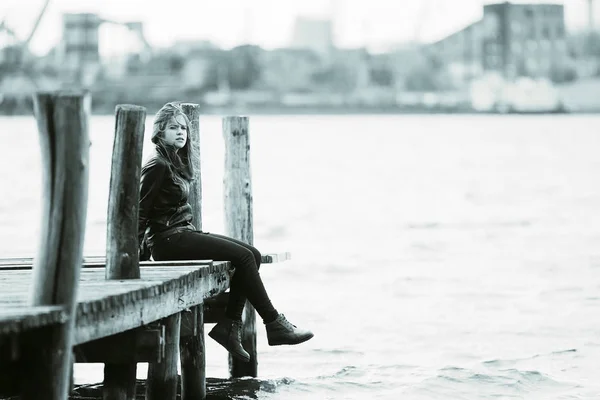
[290,17,334,55]
[426,21,486,85]
[0,46,23,66]
[59,13,152,85]
[61,13,101,67]
[261,48,322,91]
[180,48,222,90]
[60,13,101,85]
[427,2,568,83]
[170,40,218,57]
[483,2,567,78]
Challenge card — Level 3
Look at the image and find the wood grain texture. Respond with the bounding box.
[181,103,202,231]
[223,116,253,246]
[74,263,230,344]
[0,255,288,269]
[26,91,91,400]
[179,103,206,399]
[31,91,90,307]
[0,306,68,335]
[179,305,206,400]
[104,104,146,400]
[146,313,181,400]
[223,116,258,378]
[0,263,231,343]
[106,105,146,280]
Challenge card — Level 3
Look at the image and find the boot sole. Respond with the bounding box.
[208,330,251,362]
[268,332,314,346]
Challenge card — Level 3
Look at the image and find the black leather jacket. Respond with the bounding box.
[138,155,194,249]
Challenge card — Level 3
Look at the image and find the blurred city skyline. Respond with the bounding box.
[1,0,598,57]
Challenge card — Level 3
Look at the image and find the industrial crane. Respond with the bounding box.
[0,0,51,88]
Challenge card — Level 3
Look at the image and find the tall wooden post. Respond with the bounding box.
[177,103,207,400]
[23,91,91,400]
[106,105,146,281]
[104,104,146,400]
[222,116,258,378]
[181,104,202,228]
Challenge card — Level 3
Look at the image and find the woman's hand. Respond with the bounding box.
[139,240,151,261]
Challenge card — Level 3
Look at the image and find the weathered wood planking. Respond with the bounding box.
[0,306,68,335]
[0,253,290,268]
[0,263,231,344]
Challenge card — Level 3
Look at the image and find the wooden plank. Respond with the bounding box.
[0,254,287,269]
[0,263,230,343]
[73,263,231,345]
[0,306,68,335]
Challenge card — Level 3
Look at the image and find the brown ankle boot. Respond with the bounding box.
[208,318,250,362]
[265,314,314,346]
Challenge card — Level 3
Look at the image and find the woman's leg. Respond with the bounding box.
[152,230,313,351]
[204,233,262,322]
[151,230,278,323]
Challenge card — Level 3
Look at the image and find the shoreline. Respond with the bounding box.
[1,104,598,117]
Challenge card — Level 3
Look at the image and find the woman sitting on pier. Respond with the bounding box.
[137,102,313,362]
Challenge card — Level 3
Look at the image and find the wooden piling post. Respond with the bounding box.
[106,104,146,280]
[179,307,205,400]
[23,91,91,400]
[222,116,258,378]
[104,104,146,400]
[181,103,202,229]
[146,313,181,400]
[177,103,207,400]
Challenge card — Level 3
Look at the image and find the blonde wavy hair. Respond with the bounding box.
[151,102,197,185]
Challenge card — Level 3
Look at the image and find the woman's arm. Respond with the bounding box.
[138,157,167,251]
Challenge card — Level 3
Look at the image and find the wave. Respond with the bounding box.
[401,365,579,399]
[405,220,534,230]
[482,348,578,367]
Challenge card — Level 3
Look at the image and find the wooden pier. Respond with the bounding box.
[0,92,289,400]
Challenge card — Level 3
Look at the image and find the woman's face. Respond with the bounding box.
[162,114,188,149]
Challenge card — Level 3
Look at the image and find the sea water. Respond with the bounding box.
[1,113,600,399]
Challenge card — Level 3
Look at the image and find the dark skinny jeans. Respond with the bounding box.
[150,230,279,323]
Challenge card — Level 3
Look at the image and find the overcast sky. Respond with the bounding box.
[1,0,597,56]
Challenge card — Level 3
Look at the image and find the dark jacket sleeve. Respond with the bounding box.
[138,157,168,247]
